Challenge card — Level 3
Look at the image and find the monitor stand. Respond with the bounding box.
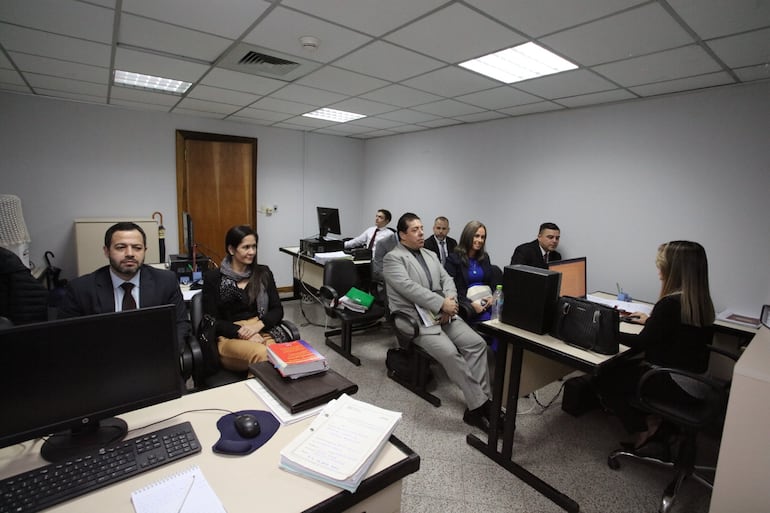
[40,417,128,463]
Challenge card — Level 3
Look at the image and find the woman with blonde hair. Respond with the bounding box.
[598,241,715,453]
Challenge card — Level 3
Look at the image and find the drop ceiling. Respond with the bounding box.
[0,0,767,139]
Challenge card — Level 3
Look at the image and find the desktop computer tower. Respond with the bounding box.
[300,237,344,257]
[501,264,561,334]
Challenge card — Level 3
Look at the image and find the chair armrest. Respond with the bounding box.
[180,333,204,382]
[0,316,13,330]
[706,344,741,361]
[319,285,339,301]
[457,302,474,322]
[390,310,420,349]
[278,319,301,341]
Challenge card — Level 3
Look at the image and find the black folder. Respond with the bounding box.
[249,361,358,414]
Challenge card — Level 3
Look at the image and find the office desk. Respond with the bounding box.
[471,319,641,512]
[0,381,419,513]
[279,246,371,299]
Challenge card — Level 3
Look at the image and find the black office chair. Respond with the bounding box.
[607,345,740,513]
[387,308,441,407]
[182,292,300,390]
[319,259,386,366]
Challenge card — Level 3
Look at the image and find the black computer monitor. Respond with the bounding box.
[0,305,181,462]
[317,206,341,240]
[548,257,587,298]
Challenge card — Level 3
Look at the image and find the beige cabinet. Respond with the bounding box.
[74,218,160,275]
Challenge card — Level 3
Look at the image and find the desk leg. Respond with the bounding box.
[466,338,579,513]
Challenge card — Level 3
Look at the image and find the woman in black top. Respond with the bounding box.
[202,225,287,371]
[599,240,715,451]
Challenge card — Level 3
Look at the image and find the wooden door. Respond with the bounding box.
[175,130,257,266]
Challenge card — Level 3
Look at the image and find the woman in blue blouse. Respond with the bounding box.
[444,220,502,325]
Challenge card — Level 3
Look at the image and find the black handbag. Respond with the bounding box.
[196,314,222,376]
[552,296,620,355]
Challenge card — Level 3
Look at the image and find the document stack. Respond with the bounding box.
[267,339,329,379]
[279,394,401,492]
[338,287,375,313]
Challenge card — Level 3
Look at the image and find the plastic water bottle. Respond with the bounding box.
[491,285,504,321]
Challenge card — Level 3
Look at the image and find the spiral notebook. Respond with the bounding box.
[130,465,226,513]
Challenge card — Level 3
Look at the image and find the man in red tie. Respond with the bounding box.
[344,209,393,253]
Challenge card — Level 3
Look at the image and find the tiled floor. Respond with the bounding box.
[281,299,716,513]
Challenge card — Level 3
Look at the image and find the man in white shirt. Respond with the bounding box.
[344,209,393,253]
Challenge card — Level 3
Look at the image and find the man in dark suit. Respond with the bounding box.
[58,222,190,352]
[510,222,562,269]
[423,216,457,265]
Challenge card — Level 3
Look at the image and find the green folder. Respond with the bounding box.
[345,287,375,308]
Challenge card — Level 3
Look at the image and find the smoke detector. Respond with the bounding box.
[299,36,320,51]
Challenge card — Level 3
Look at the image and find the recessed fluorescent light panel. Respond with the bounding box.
[302,108,366,123]
[459,42,577,84]
[113,70,192,94]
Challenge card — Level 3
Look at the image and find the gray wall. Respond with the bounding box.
[0,92,365,287]
[2,80,768,316]
[363,81,770,314]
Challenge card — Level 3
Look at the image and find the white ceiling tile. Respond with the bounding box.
[418,118,464,128]
[514,69,616,99]
[413,99,485,117]
[668,0,770,39]
[200,68,286,96]
[542,3,694,66]
[378,109,440,124]
[385,3,526,63]
[110,86,180,106]
[465,0,644,37]
[10,53,108,84]
[452,111,507,123]
[326,97,397,116]
[734,64,770,83]
[334,41,444,82]
[114,47,209,83]
[270,83,347,106]
[629,72,735,97]
[356,129,398,138]
[390,124,429,133]
[0,24,112,67]
[173,108,226,119]
[281,115,337,128]
[35,88,107,103]
[0,0,114,43]
[708,28,770,69]
[281,0,448,37]
[243,6,372,63]
[402,67,499,98]
[273,121,315,131]
[0,68,26,86]
[186,84,261,106]
[360,84,442,108]
[555,88,637,108]
[174,97,241,115]
[25,73,108,97]
[593,45,722,87]
[251,97,316,115]
[232,107,294,122]
[296,66,388,96]
[348,117,403,130]
[455,86,541,110]
[122,0,270,39]
[498,101,564,116]
[0,52,12,68]
[0,84,30,94]
[317,123,372,134]
[109,98,172,112]
[120,14,232,62]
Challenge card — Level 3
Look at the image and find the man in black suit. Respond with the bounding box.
[423,216,457,265]
[58,222,190,352]
[510,222,562,269]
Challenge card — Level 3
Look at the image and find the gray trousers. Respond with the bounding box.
[415,319,491,411]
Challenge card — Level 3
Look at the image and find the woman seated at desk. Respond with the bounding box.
[203,225,289,371]
[598,240,715,455]
[444,220,501,326]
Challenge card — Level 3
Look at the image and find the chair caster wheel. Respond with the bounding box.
[608,456,620,470]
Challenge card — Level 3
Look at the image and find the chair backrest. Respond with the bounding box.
[323,259,357,296]
[189,291,203,335]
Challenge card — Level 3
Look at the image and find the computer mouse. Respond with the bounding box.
[234,413,261,438]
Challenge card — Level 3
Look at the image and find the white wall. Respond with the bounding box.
[363,81,770,315]
[0,92,365,287]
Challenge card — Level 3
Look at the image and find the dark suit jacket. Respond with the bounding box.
[0,247,49,325]
[510,239,561,269]
[58,265,191,351]
[424,235,457,260]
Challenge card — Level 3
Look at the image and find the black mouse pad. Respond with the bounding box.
[212,410,279,456]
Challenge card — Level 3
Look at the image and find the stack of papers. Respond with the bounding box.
[279,394,401,492]
[717,309,761,329]
[313,251,352,264]
[585,294,654,316]
[267,340,329,378]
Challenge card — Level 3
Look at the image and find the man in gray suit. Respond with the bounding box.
[384,212,495,431]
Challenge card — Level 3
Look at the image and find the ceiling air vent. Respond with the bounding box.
[237,51,300,76]
[217,43,321,81]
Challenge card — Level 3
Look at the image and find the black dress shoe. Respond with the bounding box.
[463,407,491,432]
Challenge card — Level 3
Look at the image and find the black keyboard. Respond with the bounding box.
[0,421,201,513]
